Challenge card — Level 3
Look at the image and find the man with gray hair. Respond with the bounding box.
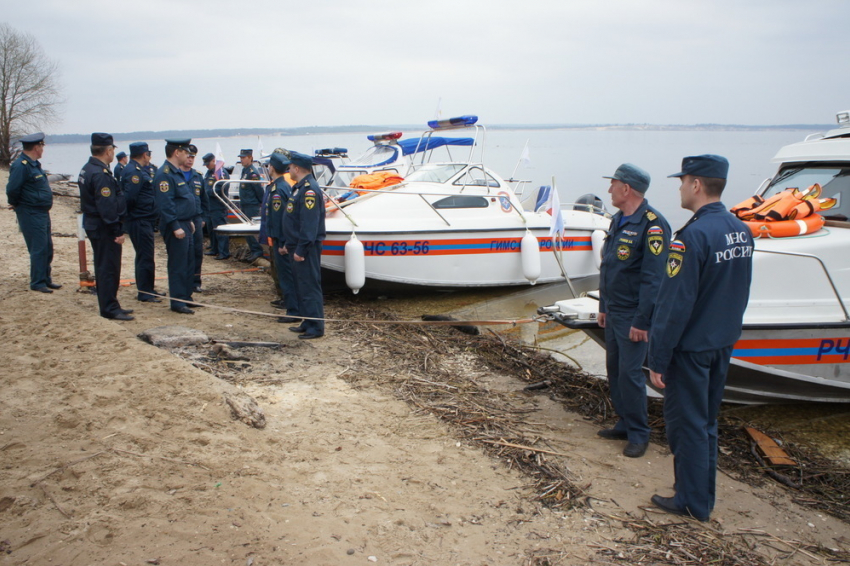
[597,163,670,458]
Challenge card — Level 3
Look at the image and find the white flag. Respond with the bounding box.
[548,186,564,236]
[214,142,225,180]
[257,137,265,158]
[519,142,531,168]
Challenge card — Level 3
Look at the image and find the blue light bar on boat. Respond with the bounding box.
[367,131,403,142]
[314,147,348,156]
[427,115,478,130]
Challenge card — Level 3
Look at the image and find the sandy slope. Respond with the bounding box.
[1,169,849,565]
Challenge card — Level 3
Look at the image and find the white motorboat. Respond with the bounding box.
[219,116,611,292]
[541,111,850,404]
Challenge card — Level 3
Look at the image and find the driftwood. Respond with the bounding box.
[223,391,266,429]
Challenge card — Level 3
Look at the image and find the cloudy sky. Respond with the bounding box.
[4,0,848,135]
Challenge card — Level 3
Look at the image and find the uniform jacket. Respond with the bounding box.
[599,199,670,330]
[264,176,292,242]
[113,162,125,182]
[239,163,265,207]
[152,160,196,232]
[121,159,157,221]
[6,153,52,209]
[188,169,208,217]
[648,202,754,375]
[204,168,230,213]
[79,156,126,238]
[283,174,326,258]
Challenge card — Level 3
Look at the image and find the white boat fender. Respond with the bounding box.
[520,231,541,285]
[591,229,606,270]
[344,234,366,294]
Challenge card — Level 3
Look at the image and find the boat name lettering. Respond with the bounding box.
[364,241,431,256]
[715,244,753,263]
[490,240,521,251]
[817,339,850,361]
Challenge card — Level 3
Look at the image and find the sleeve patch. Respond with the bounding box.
[159,181,170,192]
[100,187,112,197]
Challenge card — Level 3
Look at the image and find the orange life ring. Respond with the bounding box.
[744,214,825,238]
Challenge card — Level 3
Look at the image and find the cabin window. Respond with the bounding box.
[432,195,490,209]
[454,166,500,188]
[765,165,850,221]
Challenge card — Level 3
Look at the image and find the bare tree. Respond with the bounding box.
[0,23,62,168]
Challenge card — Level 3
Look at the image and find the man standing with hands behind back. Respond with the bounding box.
[597,163,670,458]
[648,155,753,522]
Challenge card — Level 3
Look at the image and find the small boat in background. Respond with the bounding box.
[541,110,850,404]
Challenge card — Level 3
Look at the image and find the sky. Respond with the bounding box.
[4,0,849,135]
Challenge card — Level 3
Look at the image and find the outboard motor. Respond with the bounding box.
[573,193,606,215]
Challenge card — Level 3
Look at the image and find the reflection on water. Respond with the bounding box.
[346,278,850,467]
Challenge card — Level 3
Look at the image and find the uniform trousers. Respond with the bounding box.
[209,209,230,257]
[273,240,299,317]
[85,227,122,317]
[192,216,204,286]
[162,220,195,309]
[126,218,156,300]
[15,206,54,290]
[663,346,733,520]
[290,243,324,335]
[241,204,263,256]
[604,310,651,444]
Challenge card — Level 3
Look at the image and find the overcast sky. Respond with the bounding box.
[4,0,848,135]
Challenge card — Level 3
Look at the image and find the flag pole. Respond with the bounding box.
[510,138,530,181]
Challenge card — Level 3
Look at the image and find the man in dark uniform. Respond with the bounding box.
[78,133,133,321]
[648,155,753,521]
[122,142,161,303]
[113,151,128,180]
[238,148,265,261]
[202,152,232,260]
[597,163,670,458]
[283,151,325,339]
[184,145,209,293]
[263,152,299,322]
[5,132,60,293]
[152,139,198,314]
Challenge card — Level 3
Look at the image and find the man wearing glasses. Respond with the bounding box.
[5,132,60,293]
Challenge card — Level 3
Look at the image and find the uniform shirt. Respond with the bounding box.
[6,153,52,209]
[648,202,754,375]
[113,162,125,182]
[598,199,670,330]
[152,160,196,232]
[121,159,157,221]
[264,176,292,242]
[239,163,265,207]
[204,168,230,213]
[79,156,126,238]
[283,174,326,258]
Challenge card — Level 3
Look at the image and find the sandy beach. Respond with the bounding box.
[2,169,850,565]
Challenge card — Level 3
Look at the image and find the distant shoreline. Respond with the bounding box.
[44,123,834,145]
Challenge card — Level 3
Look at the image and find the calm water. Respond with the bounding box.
[41,128,807,228]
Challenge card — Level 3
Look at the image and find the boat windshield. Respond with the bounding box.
[347,144,399,167]
[405,164,466,184]
[765,164,850,221]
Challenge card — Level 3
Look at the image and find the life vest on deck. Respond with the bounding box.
[731,184,836,238]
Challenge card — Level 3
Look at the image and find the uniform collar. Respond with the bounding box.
[88,156,110,169]
[675,201,726,236]
[612,198,649,227]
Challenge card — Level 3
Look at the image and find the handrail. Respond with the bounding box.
[754,248,850,321]
[212,179,254,223]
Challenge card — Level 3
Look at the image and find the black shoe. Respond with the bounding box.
[193,286,204,293]
[118,308,134,315]
[32,286,53,293]
[298,333,324,340]
[171,306,195,314]
[597,428,628,441]
[46,282,62,290]
[204,251,217,256]
[138,296,162,303]
[289,326,306,333]
[270,298,284,307]
[623,442,648,458]
[650,494,708,522]
[107,312,135,321]
[247,253,263,262]
[214,255,231,260]
[278,316,301,323]
[190,302,205,308]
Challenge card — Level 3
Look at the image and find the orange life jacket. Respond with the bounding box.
[731,184,836,222]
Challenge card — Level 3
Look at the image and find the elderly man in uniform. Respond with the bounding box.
[122,142,161,303]
[5,132,60,293]
[283,151,325,339]
[113,151,128,180]
[597,164,670,458]
[202,152,232,260]
[152,139,199,314]
[184,145,209,293]
[238,148,265,262]
[79,133,133,320]
[262,152,299,323]
[648,155,753,521]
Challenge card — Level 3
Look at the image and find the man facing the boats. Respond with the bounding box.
[597,163,670,459]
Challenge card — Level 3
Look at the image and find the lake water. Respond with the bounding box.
[40,127,808,228]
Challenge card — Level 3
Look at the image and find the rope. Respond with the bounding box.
[136,290,541,327]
